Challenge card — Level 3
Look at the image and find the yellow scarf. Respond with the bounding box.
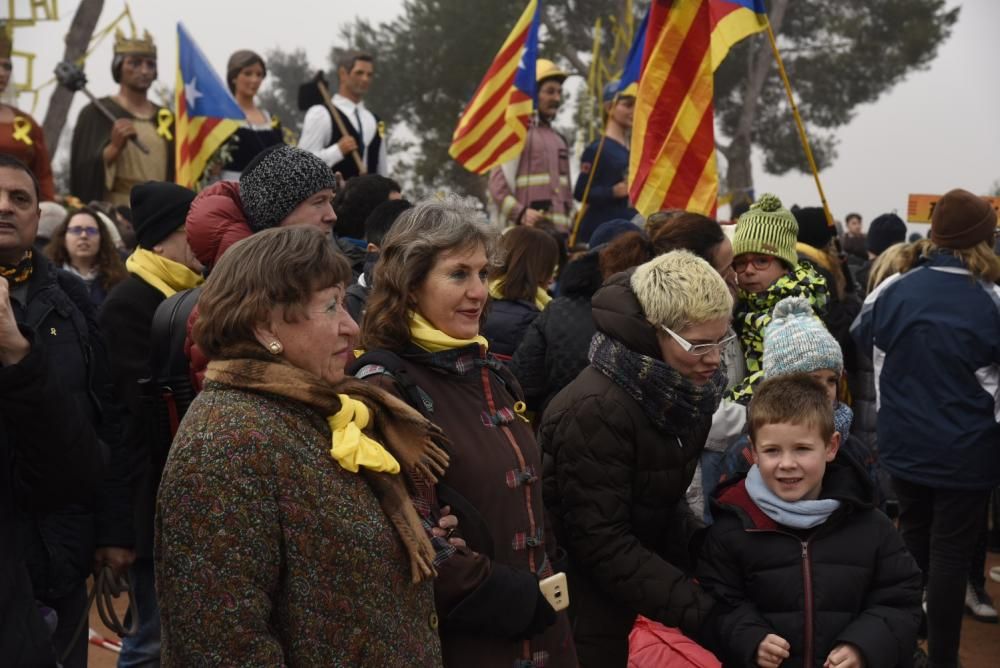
[327,394,400,474]
[488,278,552,311]
[408,310,489,353]
[125,248,204,298]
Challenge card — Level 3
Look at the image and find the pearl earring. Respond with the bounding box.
[268,340,283,355]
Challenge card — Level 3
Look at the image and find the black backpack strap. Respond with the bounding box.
[350,349,435,418]
[149,287,202,379]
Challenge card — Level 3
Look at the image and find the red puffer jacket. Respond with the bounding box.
[184,181,253,390]
[186,180,252,272]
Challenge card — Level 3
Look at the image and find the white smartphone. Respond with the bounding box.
[539,572,569,612]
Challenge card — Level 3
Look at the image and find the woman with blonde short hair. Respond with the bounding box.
[538,251,734,665]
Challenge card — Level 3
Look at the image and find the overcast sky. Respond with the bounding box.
[8,0,999,228]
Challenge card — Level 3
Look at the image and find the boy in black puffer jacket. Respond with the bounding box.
[697,375,921,668]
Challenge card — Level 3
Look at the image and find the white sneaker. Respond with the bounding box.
[965,583,999,623]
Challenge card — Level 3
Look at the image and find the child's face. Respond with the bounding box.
[808,369,840,405]
[733,253,788,294]
[752,421,841,502]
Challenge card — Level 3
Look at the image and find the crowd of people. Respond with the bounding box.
[2,24,999,668]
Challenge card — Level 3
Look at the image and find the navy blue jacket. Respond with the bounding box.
[850,251,1000,490]
[573,137,636,245]
[483,299,540,360]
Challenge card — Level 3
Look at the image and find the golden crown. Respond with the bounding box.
[113,28,156,57]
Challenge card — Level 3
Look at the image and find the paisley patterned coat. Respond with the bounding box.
[154,380,442,667]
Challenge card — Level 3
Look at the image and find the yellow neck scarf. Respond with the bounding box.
[488,279,551,311]
[327,394,400,474]
[408,311,489,353]
[126,248,203,298]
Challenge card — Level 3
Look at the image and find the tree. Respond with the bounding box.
[42,0,105,156]
[715,0,959,207]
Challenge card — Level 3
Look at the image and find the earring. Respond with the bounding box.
[267,340,283,355]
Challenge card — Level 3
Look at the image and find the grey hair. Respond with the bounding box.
[362,195,501,351]
[381,195,501,273]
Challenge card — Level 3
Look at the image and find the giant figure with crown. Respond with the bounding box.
[70,28,174,205]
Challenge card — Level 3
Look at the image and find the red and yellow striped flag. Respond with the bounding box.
[449,0,542,174]
[629,0,766,216]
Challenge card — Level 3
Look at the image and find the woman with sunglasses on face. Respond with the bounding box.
[538,251,734,667]
[0,33,55,200]
[728,194,829,403]
[44,207,127,307]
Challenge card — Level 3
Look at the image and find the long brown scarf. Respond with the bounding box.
[204,347,450,583]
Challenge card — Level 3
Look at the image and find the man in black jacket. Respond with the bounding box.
[98,180,201,665]
[0,154,117,665]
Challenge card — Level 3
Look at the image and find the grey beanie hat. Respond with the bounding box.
[239,145,337,231]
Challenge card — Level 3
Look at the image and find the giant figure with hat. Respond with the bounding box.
[69,28,174,206]
[488,59,574,232]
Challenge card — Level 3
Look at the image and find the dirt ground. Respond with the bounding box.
[88,554,1000,667]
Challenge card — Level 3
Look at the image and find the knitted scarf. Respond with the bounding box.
[205,348,451,583]
[745,464,841,530]
[588,331,726,432]
[0,249,33,286]
[126,248,204,298]
[729,261,830,402]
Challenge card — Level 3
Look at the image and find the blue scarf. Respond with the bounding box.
[745,464,841,529]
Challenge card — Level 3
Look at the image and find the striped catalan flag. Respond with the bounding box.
[628,0,766,216]
[449,0,541,174]
[175,23,245,188]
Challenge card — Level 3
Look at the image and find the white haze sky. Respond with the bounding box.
[7,0,999,228]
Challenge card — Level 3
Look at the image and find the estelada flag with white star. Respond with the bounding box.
[448,0,541,174]
[175,22,245,188]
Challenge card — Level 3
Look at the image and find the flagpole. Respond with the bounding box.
[569,92,619,248]
[764,19,834,229]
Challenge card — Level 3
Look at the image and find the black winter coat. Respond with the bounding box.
[1,328,104,665]
[511,252,601,412]
[13,257,130,601]
[697,459,921,668]
[98,274,167,557]
[537,272,716,667]
[483,298,540,359]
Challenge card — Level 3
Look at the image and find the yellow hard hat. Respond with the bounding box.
[536,58,568,85]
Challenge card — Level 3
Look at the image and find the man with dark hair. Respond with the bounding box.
[70,29,174,205]
[331,173,401,277]
[345,197,412,323]
[0,154,127,666]
[841,211,867,262]
[299,50,387,179]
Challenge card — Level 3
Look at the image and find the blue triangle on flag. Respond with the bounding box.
[177,22,245,119]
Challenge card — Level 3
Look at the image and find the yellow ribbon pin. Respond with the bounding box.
[12,116,33,146]
[156,109,174,141]
[377,120,386,139]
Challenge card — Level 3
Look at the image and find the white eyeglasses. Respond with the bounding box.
[660,324,736,357]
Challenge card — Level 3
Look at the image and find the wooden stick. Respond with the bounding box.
[764,20,833,228]
[315,79,367,175]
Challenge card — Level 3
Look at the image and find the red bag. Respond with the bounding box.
[628,616,722,668]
